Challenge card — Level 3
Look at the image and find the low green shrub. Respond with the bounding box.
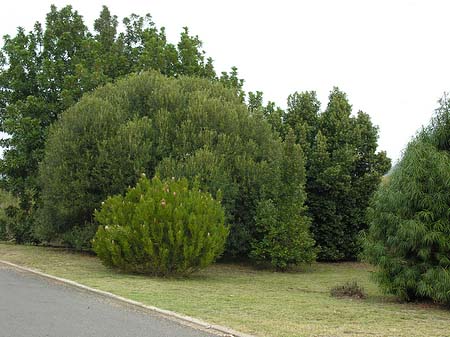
[0,189,19,241]
[3,205,35,244]
[62,223,99,251]
[0,220,5,241]
[330,280,367,299]
[92,175,228,276]
[0,188,36,244]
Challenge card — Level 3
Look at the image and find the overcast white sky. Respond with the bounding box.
[1,0,450,163]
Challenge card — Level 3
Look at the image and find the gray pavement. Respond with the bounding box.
[0,265,218,337]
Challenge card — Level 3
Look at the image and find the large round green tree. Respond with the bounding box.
[38,70,315,266]
[364,97,450,304]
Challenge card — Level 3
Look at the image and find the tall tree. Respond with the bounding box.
[281,88,391,260]
[364,95,450,305]
[247,91,285,136]
[285,91,320,155]
[1,6,91,194]
[177,27,215,79]
[251,129,315,269]
[93,6,128,80]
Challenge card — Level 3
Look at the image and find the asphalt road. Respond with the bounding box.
[0,265,219,337]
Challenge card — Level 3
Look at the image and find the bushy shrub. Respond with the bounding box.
[3,206,35,244]
[92,176,228,276]
[330,280,367,299]
[0,189,19,241]
[364,97,450,304]
[0,189,37,243]
[62,223,99,251]
[0,219,5,241]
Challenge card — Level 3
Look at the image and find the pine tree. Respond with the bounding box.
[364,96,450,304]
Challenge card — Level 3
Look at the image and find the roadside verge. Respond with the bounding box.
[0,259,255,337]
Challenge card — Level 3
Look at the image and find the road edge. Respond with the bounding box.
[0,259,255,337]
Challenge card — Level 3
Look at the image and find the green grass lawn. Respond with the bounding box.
[0,243,449,337]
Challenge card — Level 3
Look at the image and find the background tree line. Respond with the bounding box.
[249,90,391,260]
[0,5,390,267]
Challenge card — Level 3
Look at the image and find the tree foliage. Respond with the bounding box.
[251,129,315,269]
[364,96,450,304]
[38,71,315,267]
[93,176,228,276]
[262,88,391,261]
[0,5,243,226]
[0,4,392,270]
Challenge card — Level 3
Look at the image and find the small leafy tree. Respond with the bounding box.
[93,176,228,276]
[251,130,315,269]
[364,96,450,304]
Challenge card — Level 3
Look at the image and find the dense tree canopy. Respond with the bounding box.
[38,70,315,266]
[0,5,243,210]
[261,88,391,261]
[1,4,392,269]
